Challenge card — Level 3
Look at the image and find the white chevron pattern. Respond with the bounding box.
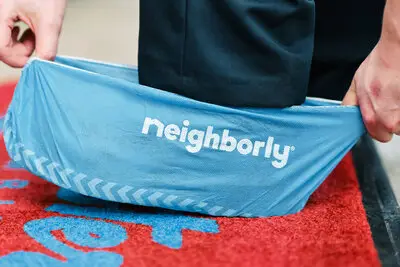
[148,192,163,206]
[47,162,61,185]
[22,149,35,171]
[133,189,147,205]
[117,185,133,202]
[102,182,117,201]
[88,178,102,198]
[13,143,24,162]
[3,127,11,144]
[163,195,178,206]
[2,124,253,217]
[222,209,237,216]
[73,173,88,195]
[59,168,73,188]
[34,157,48,175]
[179,199,194,208]
[194,202,208,210]
[208,206,223,215]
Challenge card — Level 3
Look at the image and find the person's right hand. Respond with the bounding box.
[0,0,67,68]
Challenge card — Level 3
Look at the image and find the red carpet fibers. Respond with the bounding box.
[0,81,380,266]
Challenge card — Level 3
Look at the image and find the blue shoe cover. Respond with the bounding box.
[2,56,365,217]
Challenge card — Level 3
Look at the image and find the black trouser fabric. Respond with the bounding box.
[138,0,385,107]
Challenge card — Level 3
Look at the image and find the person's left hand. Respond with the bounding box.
[342,42,400,143]
[0,0,67,68]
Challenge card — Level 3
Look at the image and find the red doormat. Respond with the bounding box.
[0,81,380,267]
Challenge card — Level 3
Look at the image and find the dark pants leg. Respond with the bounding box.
[308,0,385,100]
[138,0,385,106]
[138,0,315,108]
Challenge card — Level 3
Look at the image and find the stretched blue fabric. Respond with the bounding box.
[2,56,366,217]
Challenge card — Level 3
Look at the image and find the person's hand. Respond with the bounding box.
[342,42,400,143]
[0,0,67,68]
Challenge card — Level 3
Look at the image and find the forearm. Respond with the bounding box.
[380,0,400,54]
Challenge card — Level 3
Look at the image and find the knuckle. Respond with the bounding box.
[363,114,376,126]
[381,115,399,133]
[384,122,397,133]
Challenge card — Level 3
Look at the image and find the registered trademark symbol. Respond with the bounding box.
[291,146,295,151]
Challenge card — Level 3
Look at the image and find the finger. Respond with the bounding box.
[34,20,62,61]
[0,5,12,46]
[1,27,36,68]
[359,92,393,142]
[377,107,400,134]
[395,127,400,136]
[370,122,393,142]
[342,80,359,106]
[393,116,400,135]
[0,19,14,65]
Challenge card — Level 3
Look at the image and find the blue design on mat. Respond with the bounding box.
[3,160,23,170]
[0,179,29,189]
[0,179,28,206]
[47,202,219,249]
[0,217,125,266]
[0,200,14,205]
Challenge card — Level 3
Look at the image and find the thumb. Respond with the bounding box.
[342,80,359,106]
[34,20,62,61]
[0,4,12,50]
[0,20,12,57]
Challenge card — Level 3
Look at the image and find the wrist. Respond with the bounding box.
[378,0,400,62]
[375,40,400,68]
[381,0,400,45]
